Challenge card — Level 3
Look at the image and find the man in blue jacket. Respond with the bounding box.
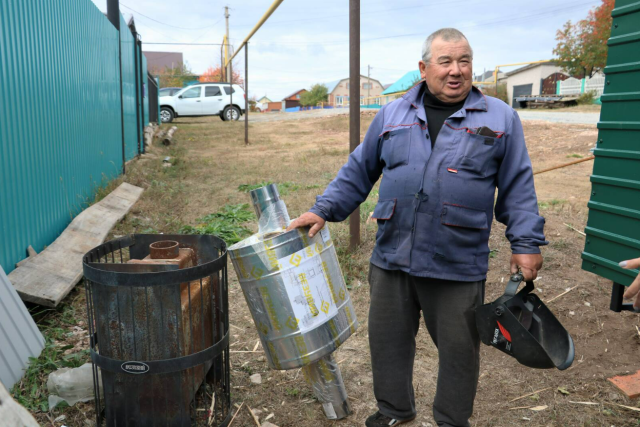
[288,28,547,427]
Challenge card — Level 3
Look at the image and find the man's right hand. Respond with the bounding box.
[286,212,326,238]
[621,257,640,309]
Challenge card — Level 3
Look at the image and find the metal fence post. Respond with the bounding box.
[348,0,360,251]
[245,43,249,145]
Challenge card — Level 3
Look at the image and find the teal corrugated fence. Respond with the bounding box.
[0,1,147,274]
[143,54,150,127]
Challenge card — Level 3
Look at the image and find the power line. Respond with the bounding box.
[121,3,223,30]
[140,0,597,49]
[232,0,482,28]
[144,42,227,46]
[243,0,596,46]
[360,0,597,43]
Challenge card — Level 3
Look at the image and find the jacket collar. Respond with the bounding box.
[402,81,488,121]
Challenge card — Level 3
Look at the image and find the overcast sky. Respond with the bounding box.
[89,0,601,100]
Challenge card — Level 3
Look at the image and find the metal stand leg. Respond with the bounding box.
[610,282,635,312]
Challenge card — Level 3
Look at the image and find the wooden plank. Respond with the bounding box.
[0,380,39,427]
[8,183,144,307]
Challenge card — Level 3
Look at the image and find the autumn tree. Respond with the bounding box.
[199,65,244,87]
[299,84,328,107]
[151,63,198,88]
[553,0,614,78]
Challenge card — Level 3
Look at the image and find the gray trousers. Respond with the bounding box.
[368,263,484,427]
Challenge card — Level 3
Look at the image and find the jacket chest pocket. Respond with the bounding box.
[434,203,488,265]
[380,128,411,169]
[452,132,501,177]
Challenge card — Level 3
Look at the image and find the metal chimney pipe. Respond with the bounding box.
[106,0,120,30]
[249,184,290,234]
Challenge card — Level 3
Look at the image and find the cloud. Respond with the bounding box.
[89,0,600,100]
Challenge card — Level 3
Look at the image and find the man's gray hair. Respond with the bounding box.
[421,28,473,63]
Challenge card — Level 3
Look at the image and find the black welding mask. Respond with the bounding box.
[476,273,575,370]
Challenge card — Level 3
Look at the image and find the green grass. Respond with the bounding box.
[538,199,567,210]
[12,298,90,412]
[179,203,254,244]
[238,181,274,193]
[359,189,379,221]
[566,154,583,159]
[238,181,321,196]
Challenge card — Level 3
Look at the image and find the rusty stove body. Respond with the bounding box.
[83,235,230,427]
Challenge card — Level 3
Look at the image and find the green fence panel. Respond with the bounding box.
[120,14,138,161]
[143,54,149,127]
[581,0,640,286]
[0,0,123,274]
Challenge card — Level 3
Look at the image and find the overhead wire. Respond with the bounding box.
[241,0,597,46]
[120,2,223,30]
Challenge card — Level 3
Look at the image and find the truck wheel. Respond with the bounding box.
[219,112,226,121]
[160,107,174,123]
[223,106,240,121]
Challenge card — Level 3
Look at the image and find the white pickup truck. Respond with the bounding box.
[160,83,246,123]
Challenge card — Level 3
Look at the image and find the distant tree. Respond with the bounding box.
[299,84,328,107]
[553,0,614,78]
[155,62,196,88]
[199,65,244,86]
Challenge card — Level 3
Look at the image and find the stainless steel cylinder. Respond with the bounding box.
[249,184,290,233]
[229,188,358,370]
[229,226,358,370]
[249,184,280,220]
[302,354,351,420]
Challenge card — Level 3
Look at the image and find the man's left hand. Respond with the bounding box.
[510,253,543,281]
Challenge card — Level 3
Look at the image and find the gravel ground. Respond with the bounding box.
[249,107,350,122]
[249,107,600,125]
[516,110,600,124]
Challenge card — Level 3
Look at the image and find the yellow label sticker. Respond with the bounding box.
[339,288,346,301]
[322,261,339,304]
[286,316,299,330]
[258,322,269,336]
[251,266,264,280]
[290,253,302,267]
[259,287,281,331]
[305,245,315,258]
[328,319,341,346]
[264,240,280,271]
[345,306,356,334]
[320,300,330,314]
[267,341,282,370]
[236,257,249,279]
[294,336,311,365]
[318,359,334,381]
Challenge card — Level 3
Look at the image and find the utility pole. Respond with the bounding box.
[225,6,231,83]
[220,43,224,81]
[349,0,360,251]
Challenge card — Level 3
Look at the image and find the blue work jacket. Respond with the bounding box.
[310,83,548,282]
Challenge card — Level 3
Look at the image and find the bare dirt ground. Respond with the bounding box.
[24,111,640,427]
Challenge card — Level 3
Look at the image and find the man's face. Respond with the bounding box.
[419,37,473,103]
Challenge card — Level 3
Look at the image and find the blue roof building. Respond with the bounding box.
[381,70,421,95]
